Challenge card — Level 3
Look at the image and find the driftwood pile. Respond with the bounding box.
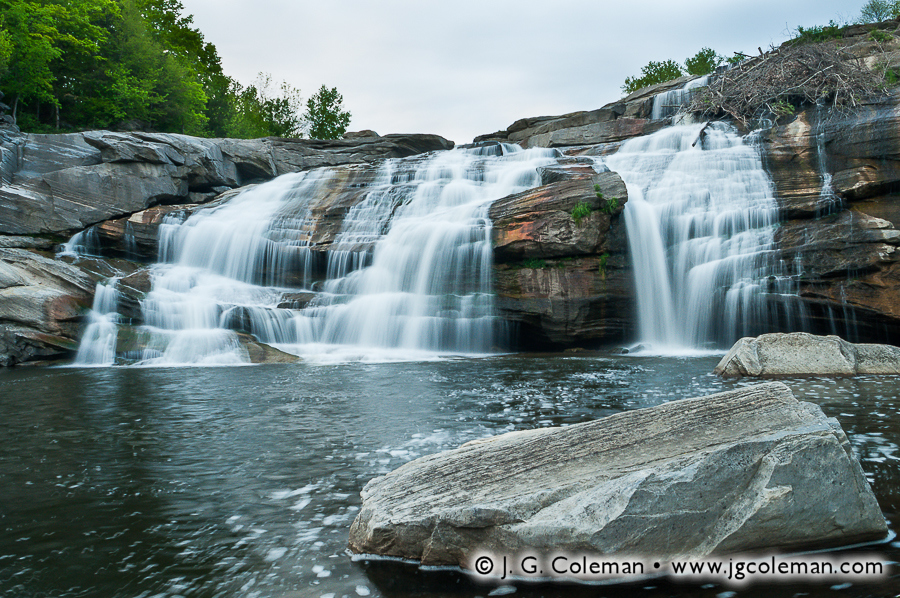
[687,42,885,126]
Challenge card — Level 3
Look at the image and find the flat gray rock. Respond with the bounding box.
[348,382,886,568]
[715,332,900,378]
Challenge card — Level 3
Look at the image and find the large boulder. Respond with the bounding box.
[714,332,900,377]
[349,382,886,567]
[0,248,95,365]
[489,166,633,347]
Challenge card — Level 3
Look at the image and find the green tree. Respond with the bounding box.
[226,73,303,138]
[859,0,900,22]
[622,59,685,94]
[304,85,351,139]
[0,29,11,81]
[685,47,722,76]
[0,0,63,121]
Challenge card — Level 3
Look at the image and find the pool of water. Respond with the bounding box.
[1,354,898,597]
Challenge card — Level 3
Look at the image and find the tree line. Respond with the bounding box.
[0,0,350,138]
[621,0,899,95]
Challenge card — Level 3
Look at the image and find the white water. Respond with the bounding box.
[604,121,782,354]
[73,144,557,365]
[73,280,119,366]
[651,75,709,121]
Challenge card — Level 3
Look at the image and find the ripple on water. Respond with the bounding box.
[1,356,899,598]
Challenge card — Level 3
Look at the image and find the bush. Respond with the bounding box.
[571,202,592,225]
[594,185,618,214]
[685,48,723,76]
[522,258,547,270]
[622,59,684,94]
[789,21,845,45]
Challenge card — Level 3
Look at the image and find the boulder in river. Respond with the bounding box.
[348,382,886,568]
[714,332,900,378]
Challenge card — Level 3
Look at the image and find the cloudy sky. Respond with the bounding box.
[179,0,864,144]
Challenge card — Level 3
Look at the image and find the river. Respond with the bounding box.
[1,355,897,597]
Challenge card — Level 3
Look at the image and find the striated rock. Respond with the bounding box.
[0,235,56,250]
[93,204,197,261]
[0,248,95,366]
[490,170,626,262]
[0,129,454,237]
[714,332,900,378]
[237,334,300,364]
[349,382,886,567]
[760,93,900,339]
[489,168,632,347]
[494,256,633,348]
[474,75,696,148]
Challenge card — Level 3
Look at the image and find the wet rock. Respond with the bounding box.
[489,171,627,262]
[0,248,95,366]
[276,292,317,310]
[489,169,632,347]
[714,332,900,377]
[494,256,633,348]
[236,333,300,364]
[349,382,886,567]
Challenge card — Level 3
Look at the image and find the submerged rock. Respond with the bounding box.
[714,332,900,378]
[349,382,886,567]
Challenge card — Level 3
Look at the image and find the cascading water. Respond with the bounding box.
[604,121,786,353]
[72,144,558,365]
[73,280,120,366]
[651,75,709,121]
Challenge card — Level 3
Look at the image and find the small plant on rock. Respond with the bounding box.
[594,185,619,215]
[571,202,592,225]
[522,258,547,270]
[598,253,609,278]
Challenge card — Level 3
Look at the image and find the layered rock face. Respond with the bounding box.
[0,126,453,365]
[0,129,453,237]
[715,332,900,377]
[762,94,900,341]
[349,382,886,567]
[0,246,95,366]
[490,164,632,347]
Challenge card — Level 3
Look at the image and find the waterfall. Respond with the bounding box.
[72,144,557,365]
[651,75,709,121]
[604,121,782,353]
[73,280,120,366]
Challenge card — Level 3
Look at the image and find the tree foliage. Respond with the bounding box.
[0,0,348,139]
[304,85,351,139]
[227,74,303,138]
[622,59,684,94]
[685,47,722,76]
[858,0,900,23]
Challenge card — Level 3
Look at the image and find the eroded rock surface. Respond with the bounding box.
[714,332,900,377]
[0,130,453,236]
[0,248,95,365]
[349,382,886,567]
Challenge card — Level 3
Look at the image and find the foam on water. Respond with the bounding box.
[604,121,784,354]
[72,145,558,365]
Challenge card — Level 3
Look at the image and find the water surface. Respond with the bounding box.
[1,355,898,597]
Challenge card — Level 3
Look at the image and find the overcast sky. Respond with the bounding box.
[179,0,864,144]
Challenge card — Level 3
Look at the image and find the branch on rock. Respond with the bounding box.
[687,42,885,127]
